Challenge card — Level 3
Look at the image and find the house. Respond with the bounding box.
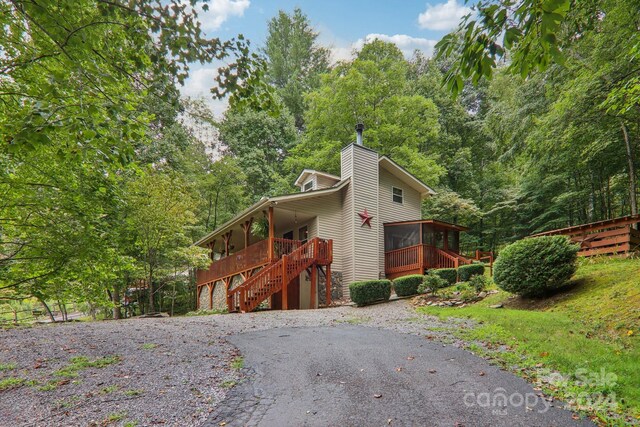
[195,125,479,312]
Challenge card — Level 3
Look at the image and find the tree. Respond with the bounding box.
[200,158,248,231]
[0,0,243,316]
[437,0,640,234]
[219,108,298,202]
[288,40,445,187]
[125,170,206,314]
[435,0,572,95]
[263,8,330,129]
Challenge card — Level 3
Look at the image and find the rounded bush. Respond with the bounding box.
[431,268,457,285]
[458,263,485,282]
[493,236,579,297]
[393,275,424,297]
[349,280,392,306]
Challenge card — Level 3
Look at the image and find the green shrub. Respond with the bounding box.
[469,275,489,293]
[441,282,477,301]
[393,275,424,297]
[431,268,457,285]
[349,280,392,306]
[418,273,449,295]
[458,263,485,281]
[493,236,579,297]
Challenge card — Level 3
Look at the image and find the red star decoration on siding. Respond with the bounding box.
[358,208,373,228]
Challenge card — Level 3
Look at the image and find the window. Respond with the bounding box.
[298,226,308,243]
[303,181,313,192]
[392,187,403,204]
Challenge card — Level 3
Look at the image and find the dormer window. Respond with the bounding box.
[392,187,403,204]
[303,181,314,192]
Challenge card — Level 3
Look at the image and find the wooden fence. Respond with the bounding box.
[530,214,640,257]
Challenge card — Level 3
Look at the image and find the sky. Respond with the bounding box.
[181,0,472,116]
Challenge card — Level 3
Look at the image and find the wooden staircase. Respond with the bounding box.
[227,237,332,313]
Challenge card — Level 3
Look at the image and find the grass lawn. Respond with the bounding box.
[418,257,640,426]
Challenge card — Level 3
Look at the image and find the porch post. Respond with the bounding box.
[310,265,317,309]
[325,264,332,307]
[208,240,216,260]
[241,217,253,249]
[443,229,449,251]
[268,206,275,261]
[282,254,288,310]
[223,231,232,256]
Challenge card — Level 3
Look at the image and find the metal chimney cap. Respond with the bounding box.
[355,123,364,132]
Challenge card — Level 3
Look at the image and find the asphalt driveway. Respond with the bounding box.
[208,325,593,427]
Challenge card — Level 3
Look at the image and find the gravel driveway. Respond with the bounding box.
[0,300,591,426]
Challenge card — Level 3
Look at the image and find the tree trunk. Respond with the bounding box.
[213,189,220,231]
[39,299,55,323]
[606,175,612,219]
[112,287,122,320]
[621,121,638,218]
[57,300,67,322]
[147,266,154,314]
[205,193,212,230]
[170,282,176,317]
[88,301,97,321]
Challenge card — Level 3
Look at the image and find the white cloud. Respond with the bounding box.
[329,46,355,63]
[196,0,250,31]
[328,34,438,62]
[180,66,228,118]
[418,0,472,31]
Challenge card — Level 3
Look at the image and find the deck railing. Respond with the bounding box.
[196,237,302,286]
[228,237,332,312]
[529,214,640,257]
[385,244,493,278]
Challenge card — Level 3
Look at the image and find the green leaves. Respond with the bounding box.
[436,0,572,97]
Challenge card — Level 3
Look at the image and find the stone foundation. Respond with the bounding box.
[198,286,209,309]
[318,270,343,305]
[212,281,227,311]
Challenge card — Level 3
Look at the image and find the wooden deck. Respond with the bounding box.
[384,244,484,280]
[227,237,333,312]
[196,237,301,288]
[530,214,640,257]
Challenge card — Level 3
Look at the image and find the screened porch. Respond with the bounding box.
[383,220,471,279]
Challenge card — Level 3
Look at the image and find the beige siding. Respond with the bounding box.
[340,144,381,293]
[316,175,338,189]
[340,147,354,294]
[274,192,344,273]
[378,167,423,275]
[351,145,380,283]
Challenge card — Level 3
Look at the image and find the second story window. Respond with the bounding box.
[303,181,313,192]
[392,187,403,204]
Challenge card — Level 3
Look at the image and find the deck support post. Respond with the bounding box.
[222,231,232,257]
[325,264,332,307]
[282,254,288,310]
[268,207,275,262]
[241,218,254,249]
[310,265,317,309]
